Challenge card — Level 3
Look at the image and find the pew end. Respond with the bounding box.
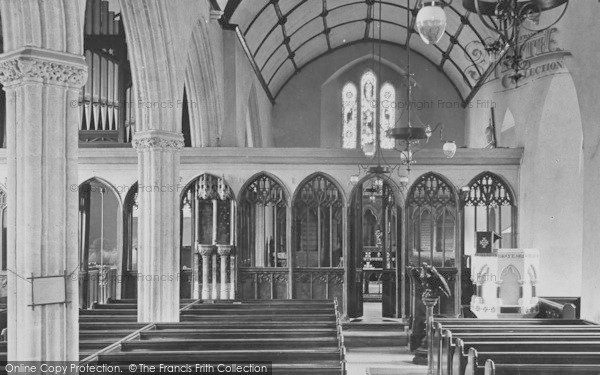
[465,347,480,375]
[484,359,495,375]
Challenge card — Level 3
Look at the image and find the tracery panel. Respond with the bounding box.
[407,173,458,268]
[463,172,516,251]
[293,174,344,268]
[239,174,287,268]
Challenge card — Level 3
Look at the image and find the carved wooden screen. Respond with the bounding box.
[463,172,516,249]
[121,183,138,298]
[239,174,287,268]
[80,0,133,144]
[123,183,138,271]
[181,174,234,264]
[293,174,343,268]
[407,173,458,268]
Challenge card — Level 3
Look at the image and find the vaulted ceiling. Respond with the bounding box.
[220,0,499,103]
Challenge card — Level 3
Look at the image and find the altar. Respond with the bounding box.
[470,248,540,319]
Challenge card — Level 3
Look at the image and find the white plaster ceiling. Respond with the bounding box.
[223,0,499,101]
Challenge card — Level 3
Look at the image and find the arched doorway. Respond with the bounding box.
[348,175,402,319]
[78,178,122,308]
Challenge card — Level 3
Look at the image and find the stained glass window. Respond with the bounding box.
[360,71,377,155]
[343,73,395,153]
[342,83,358,149]
[380,82,395,149]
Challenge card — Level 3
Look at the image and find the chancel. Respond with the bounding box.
[0,0,598,374]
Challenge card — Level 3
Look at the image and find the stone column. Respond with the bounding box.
[218,245,233,300]
[133,130,183,322]
[198,245,215,300]
[0,47,87,361]
[230,248,236,300]
[212,252,219,300]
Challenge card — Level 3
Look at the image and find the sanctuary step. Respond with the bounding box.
[82,299,346,375]
[342,321,408,348]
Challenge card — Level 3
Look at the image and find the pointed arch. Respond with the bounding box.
[292,173,345,268]
[463,171,517,249]
[121,182,139,298]
[238,172,289,269]
[245,84,262,147]
[78,177,123,306]
[407,172,458,269]
[184,19,224,146]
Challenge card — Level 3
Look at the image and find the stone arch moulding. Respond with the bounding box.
[79,176,124,208]
[184,19,224,147]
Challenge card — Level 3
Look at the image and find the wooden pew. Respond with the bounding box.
[467,348,600,375]
[484,359,600,375]
[453,339,600,375]
[432,320,598,375]
[441,331,600,375]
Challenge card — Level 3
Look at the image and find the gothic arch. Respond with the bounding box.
[184,19,223,146]
[119,0,183,133]
[292,172,347,207]
[0,0,85,54]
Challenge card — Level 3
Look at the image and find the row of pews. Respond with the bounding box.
[433,317,600,375]
[81,299,346,374]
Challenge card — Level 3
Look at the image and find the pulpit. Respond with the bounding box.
[470,248,539,318]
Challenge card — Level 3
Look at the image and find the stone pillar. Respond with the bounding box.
[218,245,233,299]
[0,47,87,361]
[133,130,183,322]
[212,252,219,299]
[230,248,236,300]
[199,245,214,300]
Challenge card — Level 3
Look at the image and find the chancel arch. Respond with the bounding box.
[406,172,459,316]
[237,172,289,299]
[291,173,345,302]
[78,177,123,308]
[180,174,235,300]
[347,174,403,319]
[463,171,517,252]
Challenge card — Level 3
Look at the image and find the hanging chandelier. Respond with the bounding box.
[415,0,569,80]
[387,0,433,173]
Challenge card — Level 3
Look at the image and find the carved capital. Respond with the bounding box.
[0,47,87,88]
[132,130,185,151]
[197,244,216,257]
[217,245,234,257]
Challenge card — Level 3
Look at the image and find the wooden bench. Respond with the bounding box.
[441,331,600,375]
[467,348,600,375]
[433,320,599,375]
[484,359,600,374]
[453,339,600,375]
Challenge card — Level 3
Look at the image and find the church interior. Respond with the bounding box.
[0,0,599,374]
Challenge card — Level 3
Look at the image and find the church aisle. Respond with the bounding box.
[345,346,427,375]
